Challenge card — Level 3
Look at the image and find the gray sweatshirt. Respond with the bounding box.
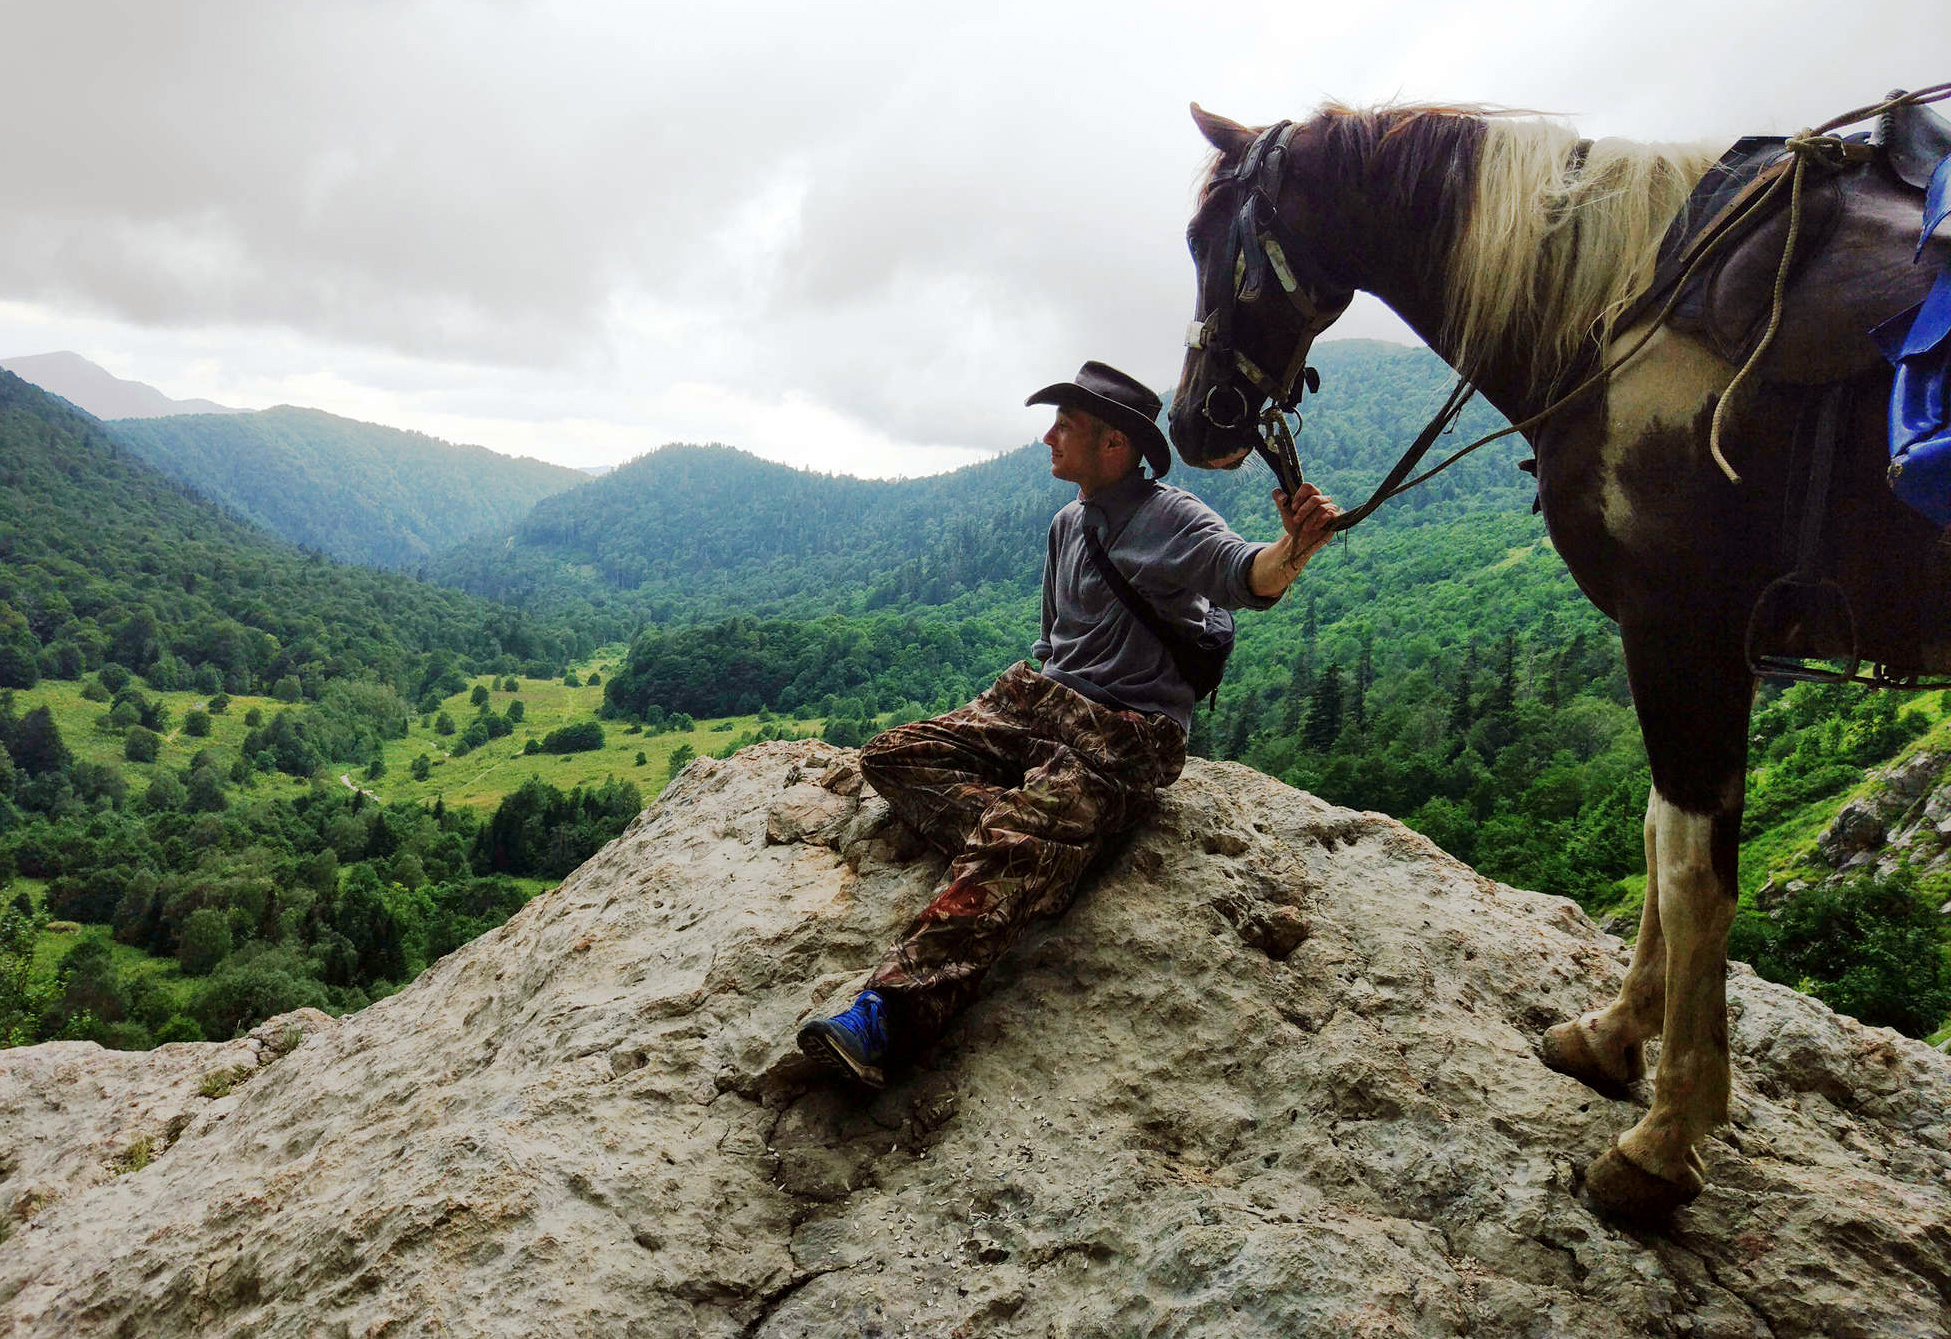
[1033,470,1279,731]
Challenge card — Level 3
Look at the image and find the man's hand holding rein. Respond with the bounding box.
[1251,481,1340,598]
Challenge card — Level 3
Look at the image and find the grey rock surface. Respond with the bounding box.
[3,741,1950,1337]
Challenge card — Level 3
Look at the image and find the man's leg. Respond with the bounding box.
[866,669,1185,1054]
[858,668,1039,858]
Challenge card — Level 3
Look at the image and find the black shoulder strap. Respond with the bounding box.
[1082,525,1183,653]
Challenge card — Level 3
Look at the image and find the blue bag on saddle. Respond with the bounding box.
[1877,155,1951,527]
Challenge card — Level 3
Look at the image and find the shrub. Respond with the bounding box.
[183,709,212,738]
[540,722,604,754]
[666,743,695,780]
[154,1015,205,1044]
[143,772,186,812]
[177,908,233,977]
[194,952,330,1041]
[124,727,162,762]
[1729,872,1951,1037]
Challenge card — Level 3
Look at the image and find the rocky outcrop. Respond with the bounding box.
[3,741,1950,1337]
[1779,747,1951,904]
[1809,750,1943,875]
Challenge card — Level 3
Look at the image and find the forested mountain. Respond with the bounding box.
[0,372,598,696]
[0,368,634,1049]
[0,351,245,420]
[107,406,588,570]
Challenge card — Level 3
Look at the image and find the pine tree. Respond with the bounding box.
[1486,630,1518,719]
[1350,633,1374,732]
[1449,643,1479,736]
[1280,653,1314,735]
[1224,704,1256,760]
[1304,663,1344,749]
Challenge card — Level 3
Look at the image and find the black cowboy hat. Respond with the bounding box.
[1026,361,1171,478]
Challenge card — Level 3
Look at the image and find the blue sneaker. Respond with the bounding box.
[797,991,890,1089]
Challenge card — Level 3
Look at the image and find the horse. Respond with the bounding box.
[1168,99,1951,1223]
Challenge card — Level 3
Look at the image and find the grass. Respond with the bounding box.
[199,1066,252,1099]
[1738,702,1951,901]
[7,648,825,820]
[369,650,822,814]
[16,678,307,805]
[30,919,195,1015]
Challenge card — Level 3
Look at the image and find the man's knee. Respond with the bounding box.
[858,723,912,792]
[858,722,924,796]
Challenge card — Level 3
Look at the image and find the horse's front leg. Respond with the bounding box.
[1578,620,1751,1221]
[1543,792,1668,1095]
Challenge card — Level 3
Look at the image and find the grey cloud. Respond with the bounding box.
[1,0,1945,462]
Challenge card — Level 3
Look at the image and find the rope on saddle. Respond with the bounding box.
[1708,82,1951,483]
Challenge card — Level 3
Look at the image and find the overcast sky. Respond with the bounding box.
[0,1,1944,476]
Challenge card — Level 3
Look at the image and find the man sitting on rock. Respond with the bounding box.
[797,361,1340,1088]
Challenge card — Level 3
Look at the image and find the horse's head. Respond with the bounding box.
[1170,105,1355,472]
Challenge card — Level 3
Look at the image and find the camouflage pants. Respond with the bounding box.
[860,662,1186,1054]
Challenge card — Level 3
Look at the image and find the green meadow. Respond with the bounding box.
[370,651,821,813]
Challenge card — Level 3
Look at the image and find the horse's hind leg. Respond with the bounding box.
[1542,793,1668,1097]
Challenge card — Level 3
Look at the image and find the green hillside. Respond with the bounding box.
[0,371,614,1050]
[0,371,600,695]
[108,405,588,570]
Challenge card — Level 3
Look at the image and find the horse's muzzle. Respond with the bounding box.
[1168,397,1259,471]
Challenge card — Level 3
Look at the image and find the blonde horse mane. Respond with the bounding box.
[1438,112,1719,389]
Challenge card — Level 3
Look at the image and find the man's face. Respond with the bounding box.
[1045,407,1133,494]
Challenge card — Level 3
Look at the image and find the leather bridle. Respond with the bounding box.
[1184,120,1353,492]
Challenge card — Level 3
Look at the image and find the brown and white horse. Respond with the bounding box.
[1170,102,1951,1222]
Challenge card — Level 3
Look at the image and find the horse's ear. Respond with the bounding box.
[1190,103,1254,159]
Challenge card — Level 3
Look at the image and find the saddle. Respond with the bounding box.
[1623,95,1951,385]
[1650,91,1951,686]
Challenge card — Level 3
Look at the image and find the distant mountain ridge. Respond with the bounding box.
[0,367,580,696]
[0,351,245,419]
[107,405,589,571]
